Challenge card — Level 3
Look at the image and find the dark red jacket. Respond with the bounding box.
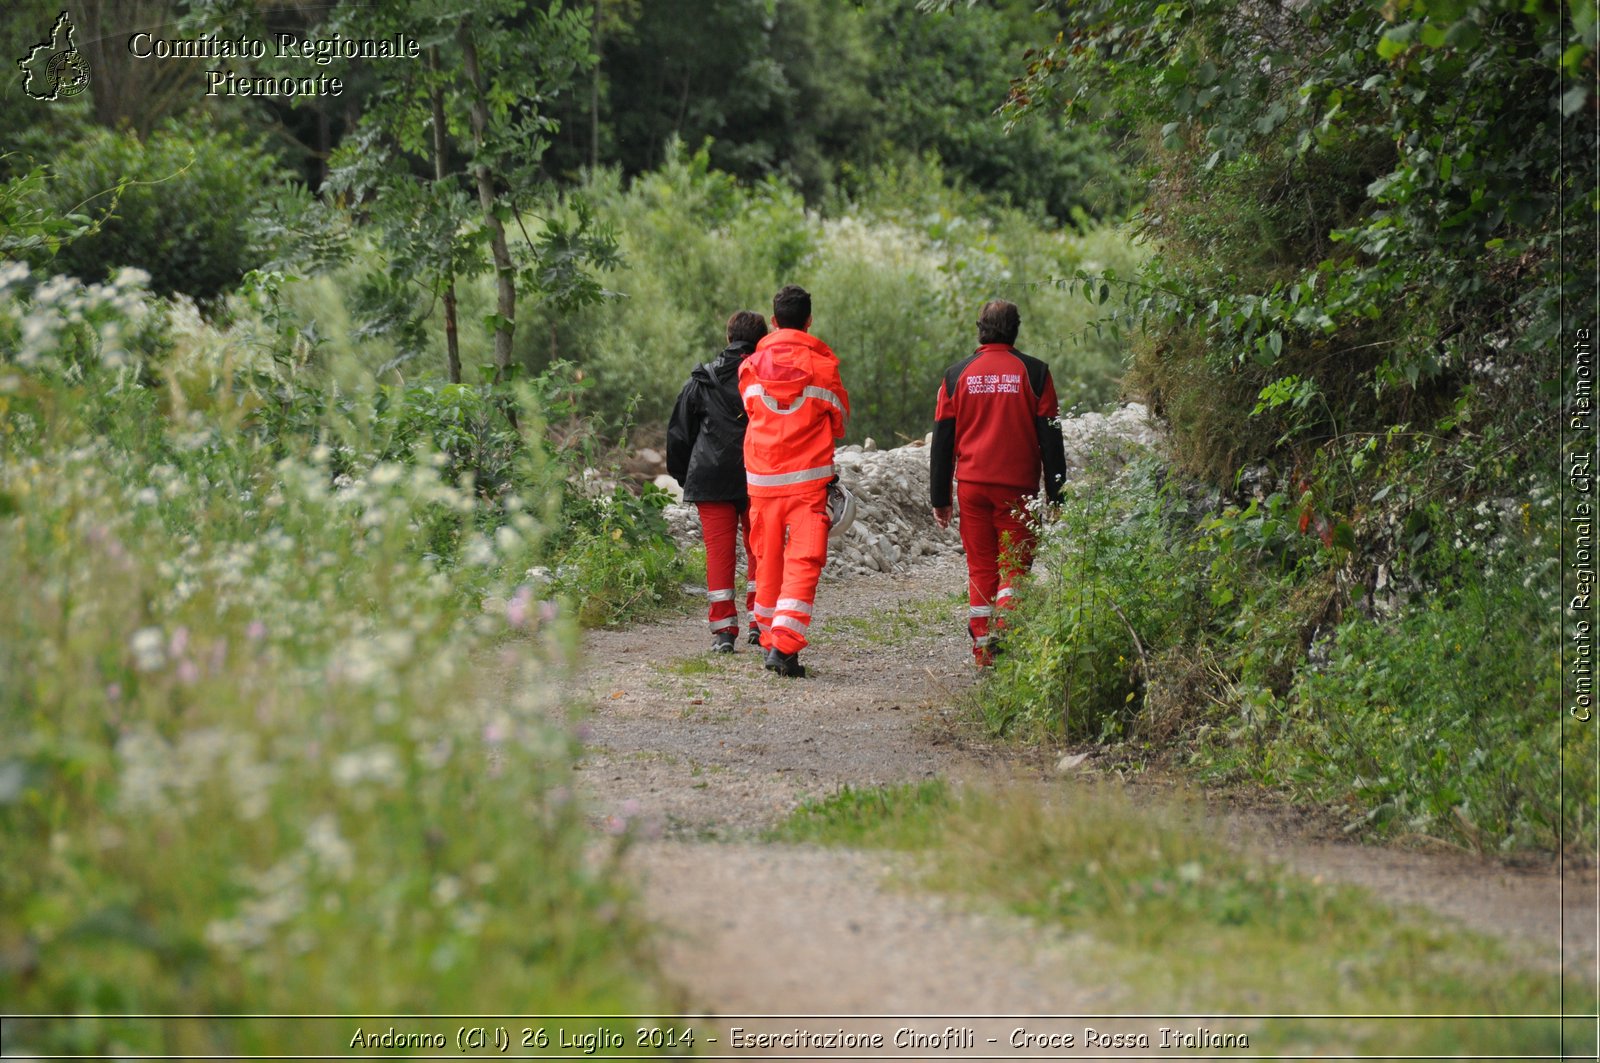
[929,343,1067,508]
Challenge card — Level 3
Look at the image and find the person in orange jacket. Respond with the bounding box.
[930,299,1067,666]
[740,284,850,678]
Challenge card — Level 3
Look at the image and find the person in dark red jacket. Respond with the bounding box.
[667,310,768,653]
[929,299,1067,666]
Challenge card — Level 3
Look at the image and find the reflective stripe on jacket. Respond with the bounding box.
[739,328,849,497]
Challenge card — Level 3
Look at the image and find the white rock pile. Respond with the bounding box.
[661,403,1161,577]
[1059,403,1162,474]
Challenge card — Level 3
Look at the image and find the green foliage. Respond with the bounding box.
[862,2,1140,222]
[0,159,113,261]
[978,453,1322,743]
[997,0,1590,495]
[547,482,690,629]
[310,0,618,382]
[1258,528,1583,851]
[769,780,954,850]
[0,263,675,1052]
[524,147,1147,442]
[981,448,1584,852]
[541,0,1138,224]
[19,120,283,303]
[982,457,1205,742]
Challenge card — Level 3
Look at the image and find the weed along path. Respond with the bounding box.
[567,557,1596,1057]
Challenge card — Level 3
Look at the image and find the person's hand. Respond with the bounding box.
[932,505,952,529]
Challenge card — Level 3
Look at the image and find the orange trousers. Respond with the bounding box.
[696,501,757,639]
[957,481,1037,664]
[749,487,830,655]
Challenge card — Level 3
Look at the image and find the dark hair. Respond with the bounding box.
[772,284,812,330]
[977,299,1021,345]
[726,310,767,346]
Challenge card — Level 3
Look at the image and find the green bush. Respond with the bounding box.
[518,149,813,430]
[233,149,1147,443]
[28,120,283,303]
[981,456,1208,742]
[0,264,676,1053]
[512,148,1146,442]
[1273,530,1582,851]
[547,483,692,628]
[980,440,1587,852]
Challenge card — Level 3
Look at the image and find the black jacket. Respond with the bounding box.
[666,341,754,503]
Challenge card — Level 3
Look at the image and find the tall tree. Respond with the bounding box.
[536,0,1135,221]
[322,0,618,383]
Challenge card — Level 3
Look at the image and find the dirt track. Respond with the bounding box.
[568,557,1596,1036]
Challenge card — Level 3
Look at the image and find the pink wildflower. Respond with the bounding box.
[506,585,534,629]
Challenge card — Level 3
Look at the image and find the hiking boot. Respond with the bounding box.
[747,627,762,647]
[763,647,806,678]
[711,631,737,654]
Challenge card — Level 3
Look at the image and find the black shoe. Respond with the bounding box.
[747,628,762,646]
[712,631,737,654]
[764,647,806,678]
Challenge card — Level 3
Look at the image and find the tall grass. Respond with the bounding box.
[0,264,677,1055]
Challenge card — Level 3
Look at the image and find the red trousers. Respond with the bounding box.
[749,487,830,655]
[957,481,1038,663]
[696,501,757,638]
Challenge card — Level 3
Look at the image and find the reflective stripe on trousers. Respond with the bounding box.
[956,482,1037,662]
[749,487,829,655]
[696,501,758,636]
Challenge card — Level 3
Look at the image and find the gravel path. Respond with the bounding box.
[568,557,1597,1031]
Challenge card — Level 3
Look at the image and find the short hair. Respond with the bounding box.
[772,284,812,330]
[977,299,1020,345]
[726,310,767,346]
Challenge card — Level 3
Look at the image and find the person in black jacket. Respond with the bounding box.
[667,310,768,652]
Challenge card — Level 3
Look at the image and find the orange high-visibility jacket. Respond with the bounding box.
[739,328,850,497]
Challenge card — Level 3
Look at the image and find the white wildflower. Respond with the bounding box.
[0,260,28,292]
[130,627,166,671]
[431,875,462,907]
[369,462,403,487]
[464,534,495,567]
[115,728,172,812]
[304,814,354,879]
[331,745,403,788]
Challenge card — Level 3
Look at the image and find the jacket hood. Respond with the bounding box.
[694,341,755,385]
[747,329,836,394]
[718,340,756,369]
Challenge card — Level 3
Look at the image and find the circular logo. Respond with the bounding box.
[46,49,90,98]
